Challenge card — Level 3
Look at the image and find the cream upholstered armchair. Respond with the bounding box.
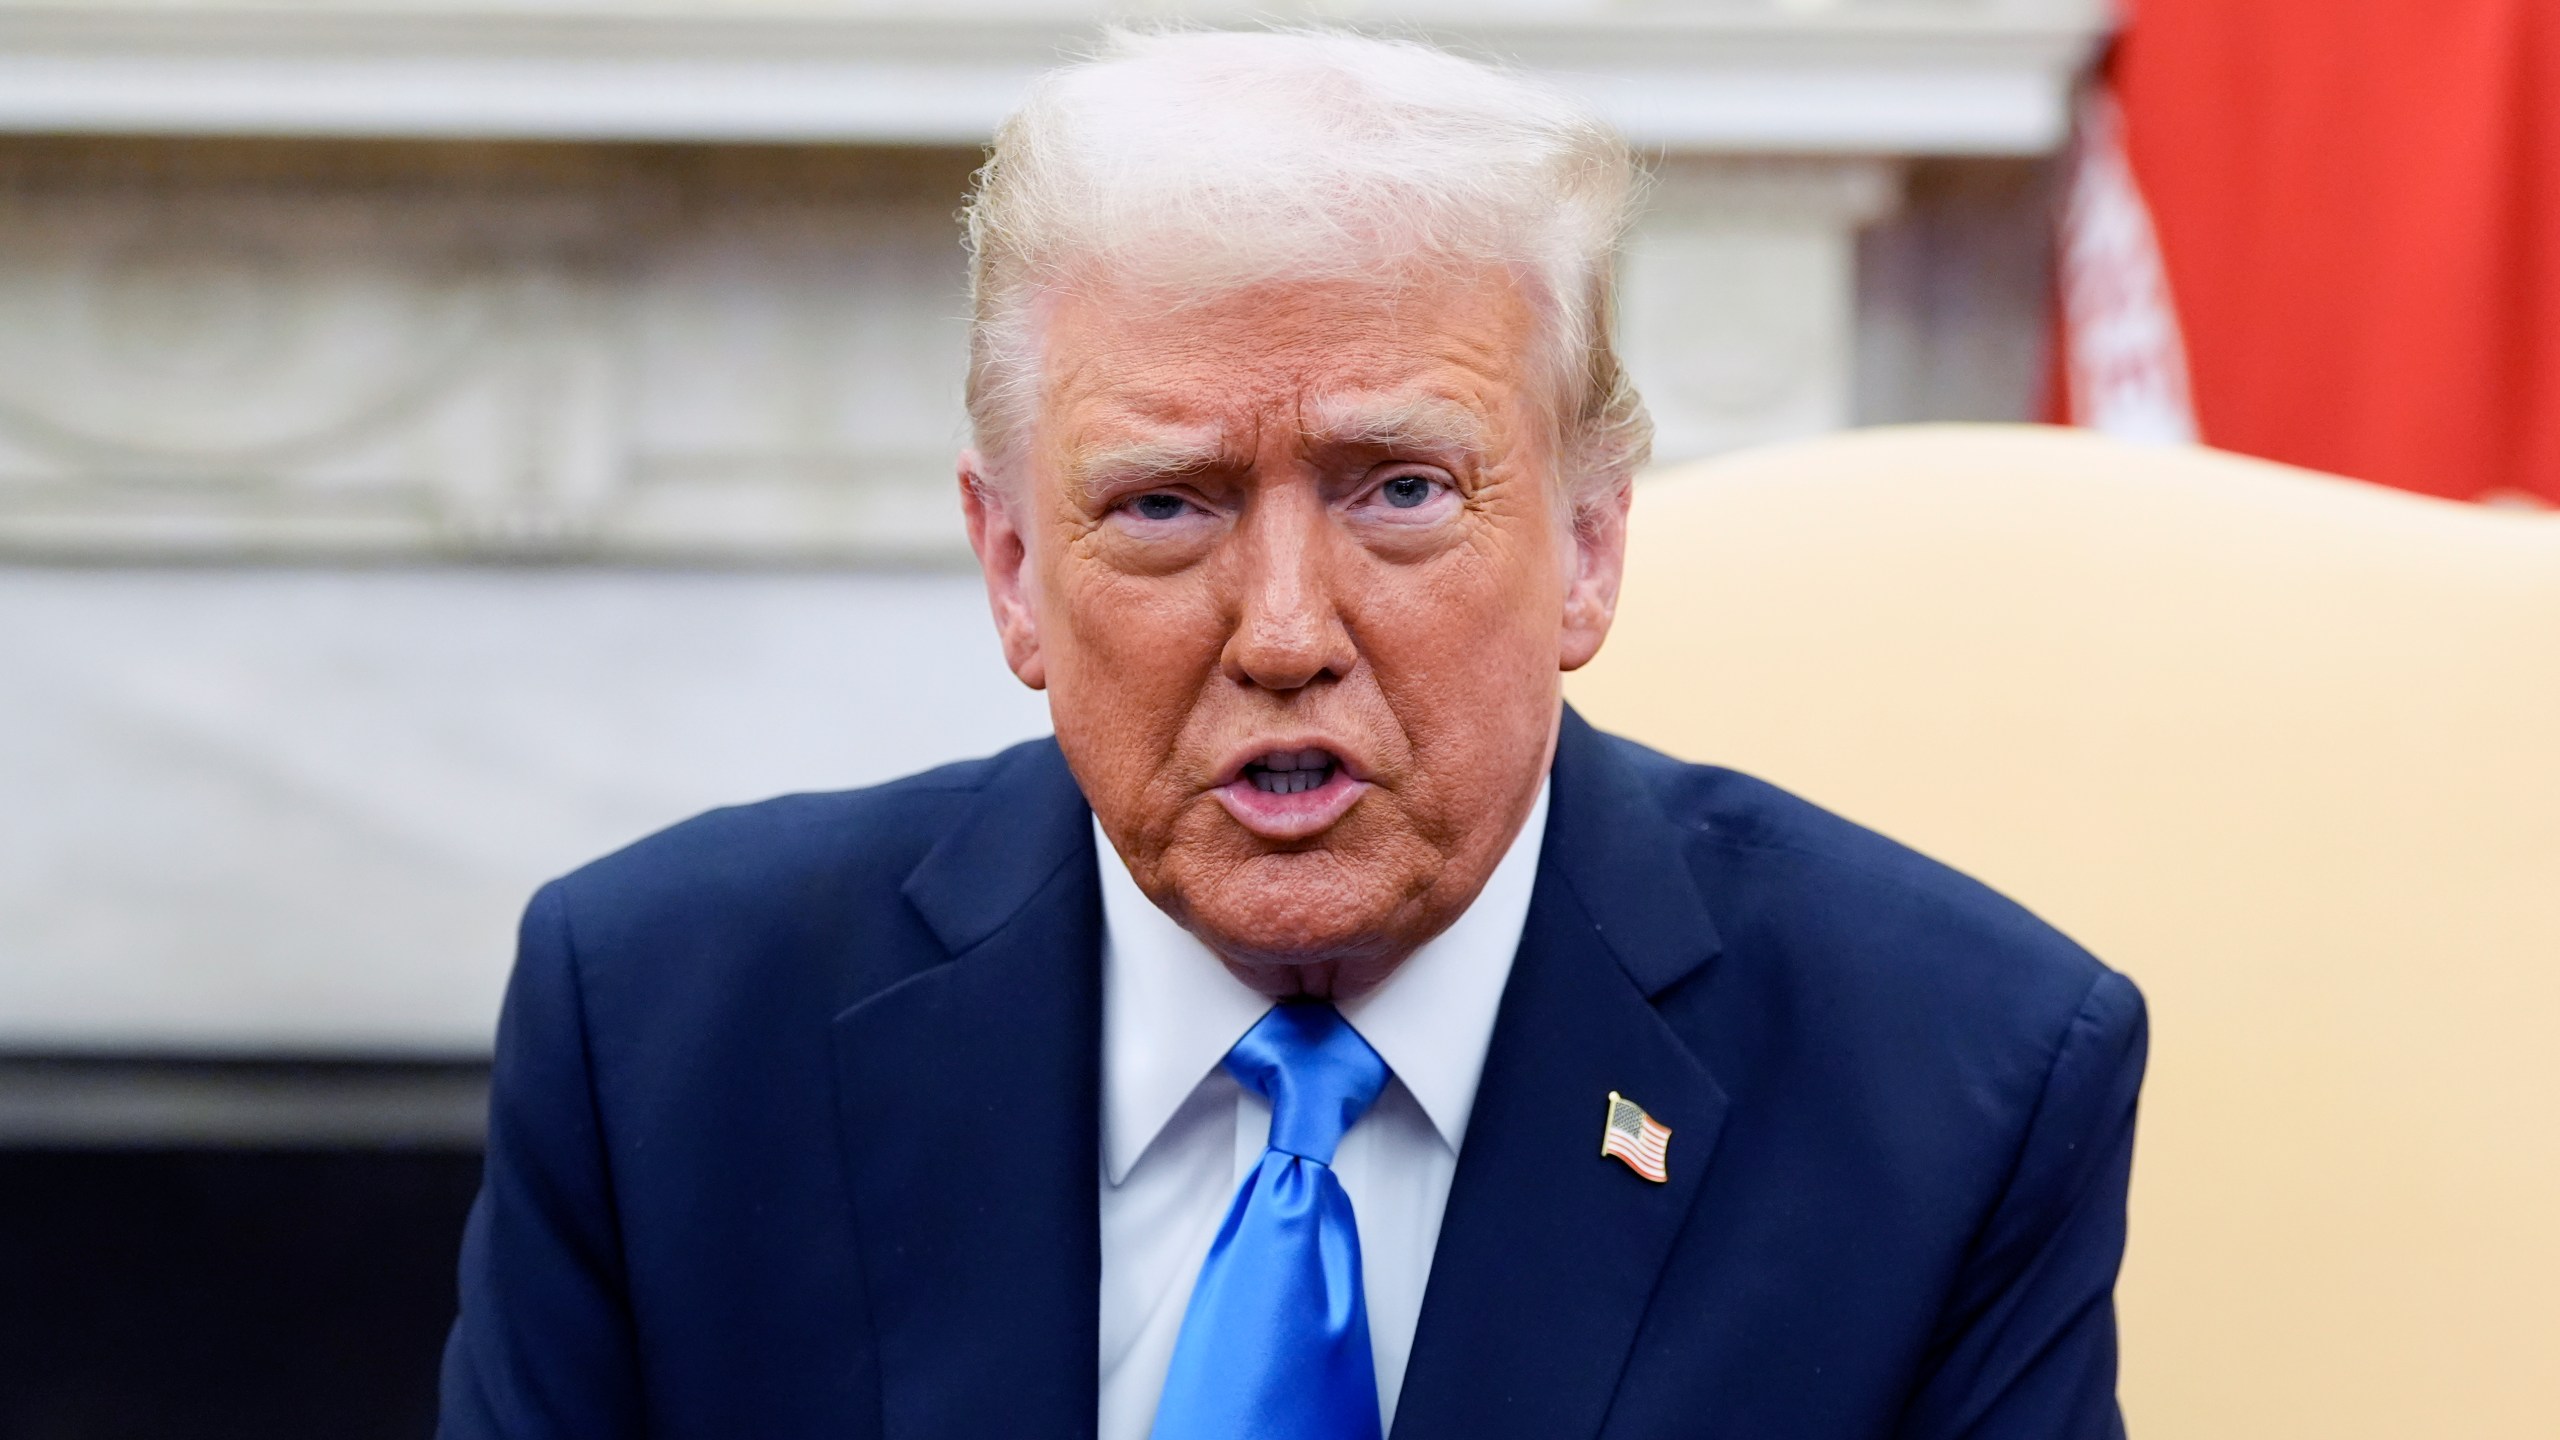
[1566,425,2560,1439]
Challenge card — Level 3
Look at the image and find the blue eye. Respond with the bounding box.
[1131,493,1188,521]
[1381,475,1436,509]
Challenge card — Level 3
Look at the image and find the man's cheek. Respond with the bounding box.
[1070,575,1207,656]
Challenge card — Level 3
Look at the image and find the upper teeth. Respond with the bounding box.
[1247,748,1337,795]
[1256,748,1331,772]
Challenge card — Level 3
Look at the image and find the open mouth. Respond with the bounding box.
[1242,747,1340,795]
[1215,741,1370,839]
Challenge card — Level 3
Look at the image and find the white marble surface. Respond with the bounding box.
[0,566,1052,1053]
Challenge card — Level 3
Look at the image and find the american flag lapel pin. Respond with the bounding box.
[1602,1091,1672,1183]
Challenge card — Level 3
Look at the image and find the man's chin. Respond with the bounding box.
[1137,808,1440,978]
[1177,885,1413,977]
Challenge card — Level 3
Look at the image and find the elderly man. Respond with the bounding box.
[439,29,2145,1440]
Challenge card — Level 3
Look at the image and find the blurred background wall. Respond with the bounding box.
[0,3,2106,1434]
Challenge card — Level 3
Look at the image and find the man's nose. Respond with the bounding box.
[1220,489,1358,692]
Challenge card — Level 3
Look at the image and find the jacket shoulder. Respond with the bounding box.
[560,746,1003,909]
[537,740,1044,1012]
[1607,732,2124,1052]
[1606,733,2145,1257]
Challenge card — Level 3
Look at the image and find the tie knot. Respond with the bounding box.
[1223,1003,1388,1166]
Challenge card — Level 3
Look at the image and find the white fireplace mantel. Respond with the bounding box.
[0,1,2106,566]
[0,1,2104,154]
[1,3,2105,1065]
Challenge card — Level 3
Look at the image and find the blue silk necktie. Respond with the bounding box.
[1150,1001,1391,1440]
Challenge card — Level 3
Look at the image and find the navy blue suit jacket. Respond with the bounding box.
[440,708,2146,1439]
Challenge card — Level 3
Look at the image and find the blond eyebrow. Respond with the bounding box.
[1301,395,1490,457]
[1064,432,1233,500]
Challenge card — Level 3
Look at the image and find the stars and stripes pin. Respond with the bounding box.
[1601,1091,1672,1183]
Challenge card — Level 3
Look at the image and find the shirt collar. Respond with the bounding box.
[1098,780,1549,1186]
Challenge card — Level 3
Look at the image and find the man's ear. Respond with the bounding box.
[1558,479,1633,673]
[960,451,1048,690]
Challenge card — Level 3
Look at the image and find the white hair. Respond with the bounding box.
[962,27,1652,523]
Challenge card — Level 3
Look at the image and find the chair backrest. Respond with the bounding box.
[1566,424,2560,1439]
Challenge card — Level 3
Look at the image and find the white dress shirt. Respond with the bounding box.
[1095,782,1549,1440]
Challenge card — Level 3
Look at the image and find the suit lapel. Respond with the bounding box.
[1392,708,1732,1440]
[830,740,1103,1440]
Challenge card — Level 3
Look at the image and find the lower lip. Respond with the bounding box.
[1214,768,1370,840]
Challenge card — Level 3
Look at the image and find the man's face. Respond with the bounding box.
[963,267,1629,996]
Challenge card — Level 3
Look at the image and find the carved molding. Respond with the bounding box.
[0,144,982,561]
[0,0,2107,561]
[0,142,1918,560]
[1623,157,1903,462]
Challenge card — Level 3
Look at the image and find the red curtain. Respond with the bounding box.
[2109,0,2560,503]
